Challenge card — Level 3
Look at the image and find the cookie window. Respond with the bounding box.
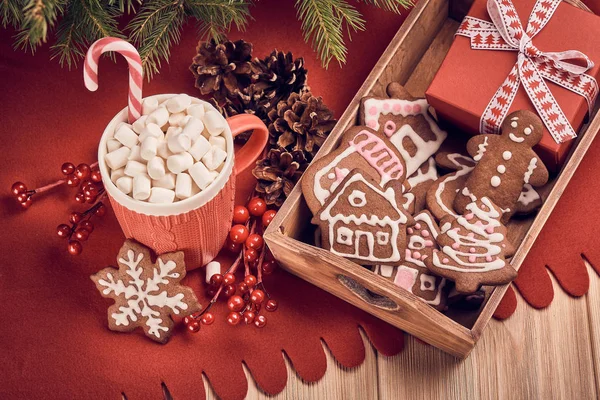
[376,232,389,245]
[348,190,367,207]
[420,274,436,292]
[336,227,354,246]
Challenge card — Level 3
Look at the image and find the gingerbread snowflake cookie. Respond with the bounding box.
[302,126,407,215]
[453,110,549,223]
[359,82,447,176]
[312,168,413,266]
[425,197,517,294]
[91,240,201,343]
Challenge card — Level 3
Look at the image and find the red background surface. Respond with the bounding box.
[1,0,600,398]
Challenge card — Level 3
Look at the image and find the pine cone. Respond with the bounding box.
[267,91,337,159]
[250,50,308,112]
[190,39,256,102]
[253,148,308,206]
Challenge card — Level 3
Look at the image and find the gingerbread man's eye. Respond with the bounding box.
[511,121,518,128]
[524,126,533,135]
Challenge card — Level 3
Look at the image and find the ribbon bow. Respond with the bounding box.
[456,0,598,143]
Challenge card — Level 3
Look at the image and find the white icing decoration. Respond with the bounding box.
[376,232,390,245]
[473,136,489,162]
[96,249,189,340]
[433,154,475,218]
[524,158,538,184]
[490,176,501,187]
[363,98,447,175]
[518,183,541,206]
[327,172,335,179]
[349,190,367,207]
[420,274,437,291]
[403,192,415,211]
[510,121,518,128]
[407,157,438,188]
[497,165,506,173]
[377,264,395,278]
[509,133,525,143]
[320,171,407,263]
[394,265,419,292]
[503,151,512,160]
[336,227,354,246]
[314,147,354,205]
[524,127,532,135]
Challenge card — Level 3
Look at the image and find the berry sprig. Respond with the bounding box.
[185,197,280,333]
[56,194,107,255]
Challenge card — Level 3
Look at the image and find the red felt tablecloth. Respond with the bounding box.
[1,1,600,399]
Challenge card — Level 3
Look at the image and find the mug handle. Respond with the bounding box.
[226,114,269,175]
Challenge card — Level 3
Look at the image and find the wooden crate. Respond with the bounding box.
[263,0,600,358]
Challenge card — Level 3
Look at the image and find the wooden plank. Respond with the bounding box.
[586,260,600,398]
[378,277,597,399]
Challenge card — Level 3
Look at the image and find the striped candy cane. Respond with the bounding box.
[84,37,143,123]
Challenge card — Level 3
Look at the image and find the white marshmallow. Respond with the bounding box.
[110,168,125,184]
[202,146,228,171]
[187,104,205,120]
[191,181,201,196]
[142,97,159,115]
[166,152,194,174]
[147,156,166,180]
[165,126,182,141]
[141,136,158,160]
[168,112,186,127]
[205,261,221,283]
[157,138,171,159]
[204,111,226,136]
[168,132,192,153]
[166,94,192,114]
[181,117,204,142]
[180,115,192,127]
[152,173,176,190]
[209,135,227,152]
[175,173,193,199]
[133,173,151,200]
[124,160,147,177]
[147,107,169,127]
[132,115,148,134]
[128,145,144,162]
[116,176,133,194]
[105,146,131,170]
[188,135,211,161]
[189,161,216,190]
[107,138,122,153]
[139,123,164,142]
[148,187,176,204]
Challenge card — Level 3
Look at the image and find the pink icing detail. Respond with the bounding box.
[334,167,346,183]
[413,104,422,113]
[486,255,493,262]
[467,232,475,238]
[350,130,404,180]
[407,228,414,234]
[424,240,434,247]
[369,106,378,116]
[452,243,460,250]
[422,255,428,260]
[465,213,474,220]
[422,230,430,237]
[383,102,390,111]
[502,244,506,248]
[485,226,495,234]
[469,255,477,262]
[367,119,377,129]
[384,121,396,137]
[403,104,412,113]
[469,247,476,253]
[412,251,421,259]
[442,258,449,264]
[393,103,402,112]
[394,269,416,291]
[405,249,412,258]
[414,223,422,230]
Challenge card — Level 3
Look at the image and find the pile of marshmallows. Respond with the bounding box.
[104,95,228,204]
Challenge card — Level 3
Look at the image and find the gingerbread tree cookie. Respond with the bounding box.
[425,197,517,293]
[359,82,447,176]
[453,110,549,222]
[90,240,201,343]
[312,168,413,266]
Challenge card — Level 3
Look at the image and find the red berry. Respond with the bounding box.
[75,163,91,180]
[74,228,89,241]
[20,197,33,209]
[237,282,249,294]
[11,181,27,196]
[187,321,201,333]
[61,162,75,175]
[183,315,196,325]
[67,240,82,255]
[69,212,83,224]
[201,312,215,325]
[16,192,29,203]
[227,295,245,312]
[80,220,94,233]
[56,224,71,239]
[254,315,267,328]
[223,272,236,285]
[245,234,264,251]
[262,259,277,275]
[75,192,86,204]
[232,205,250,225]
[66,174,80,187]
[86,195,97,204]
[229,224,249,244]
[244,311,256,325]
[265,299,278,312]
[224,238,242,253]
[90,170,102,183]
[244,248,258,264]
[247,197,267,217]
[262,210,277,228]
[223,284,236,297]
[250,289,265,304]
[206,287,217,297]
[95,203,107,217]
[84,185,98,198]
[209,273,223,287]
[244,275,257,288]
[227,312,241,326]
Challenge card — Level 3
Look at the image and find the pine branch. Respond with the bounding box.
[108,0,141,14]
[186,0,252,42]
[357,0,413,14]
[1,0,24,28]
[14,0,66,51]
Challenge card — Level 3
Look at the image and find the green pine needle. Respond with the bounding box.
[358,0,413,14]
[1,0,24,28]
[14,0,66,51]
[187,0,251,42]
[108,0,141,14]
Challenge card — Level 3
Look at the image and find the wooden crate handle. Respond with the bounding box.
[337,275,401,311]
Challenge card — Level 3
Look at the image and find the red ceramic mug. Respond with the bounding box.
[98,94,268,270]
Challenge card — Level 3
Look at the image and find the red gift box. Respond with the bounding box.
[426,0,600,172]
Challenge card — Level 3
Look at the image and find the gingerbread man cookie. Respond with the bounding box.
[453,110,549,222]
[359,83,447,176]
[312,168,413,266]
[302,126,407,214]
[426,197,517,294]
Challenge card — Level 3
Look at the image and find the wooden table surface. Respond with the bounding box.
[200,262,599,399]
